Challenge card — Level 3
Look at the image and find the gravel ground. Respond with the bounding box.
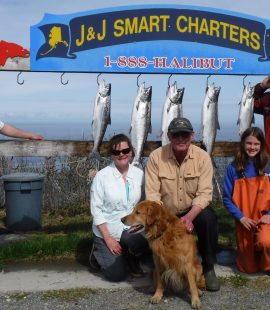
[0,279,269,310]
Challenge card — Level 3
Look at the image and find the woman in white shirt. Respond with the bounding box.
[90,134,148,281]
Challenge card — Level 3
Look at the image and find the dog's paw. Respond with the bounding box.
[191,297,201,309]
[150,294,162,304]
[198,289,203,297]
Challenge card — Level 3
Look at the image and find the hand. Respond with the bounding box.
[28,133,45,140]
[257,214,270,225]
[180,215,194,233]
[88,169,97,178]
[240,217,257,230]
[104,235,122,255]
[260,76,270,89]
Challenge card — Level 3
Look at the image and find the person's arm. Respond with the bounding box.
[223,164,258,230]
[260,76,270,89]
[98,223,122,255]
[253,76,270,111]
[181,205,202,232]
[257,214,270,225]
[90,172,122,255]
[145,152,162,202]
[223,164,244,220]
[182,153,213,232]
[0,123,44,140]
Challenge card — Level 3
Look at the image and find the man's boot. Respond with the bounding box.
[204,266,220,291]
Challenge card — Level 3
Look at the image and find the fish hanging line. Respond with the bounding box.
[60,72,68,85]
[136,73,141,88]
[13,70,252,88]
[96,73,102,86]
[136,73,151,89]
[167,74,173,87]
[205,74,212,99]
[206,74,211,88]
[205,74,221,103]
[17,71,24,85]
[16,71,70,85]
[242,74,248,90]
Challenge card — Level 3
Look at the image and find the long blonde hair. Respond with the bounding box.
[234,127,269,176]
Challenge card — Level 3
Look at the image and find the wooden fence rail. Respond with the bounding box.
[0,140,239,157]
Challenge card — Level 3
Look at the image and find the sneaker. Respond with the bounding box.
[204,268,220,291]
[89,243,101,272]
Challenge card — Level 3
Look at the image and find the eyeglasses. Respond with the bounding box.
[111,148,131,156]
[170,132,191,139]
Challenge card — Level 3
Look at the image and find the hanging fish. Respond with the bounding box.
[201,83,221,155]
[237,82,255,136]
[130,82,152,167]
[89,79,111,159]
[161,81,185,145]
[201,82,223,202]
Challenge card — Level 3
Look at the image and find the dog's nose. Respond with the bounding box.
[121,216,126,224]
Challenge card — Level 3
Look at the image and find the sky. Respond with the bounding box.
[0,0,269,141]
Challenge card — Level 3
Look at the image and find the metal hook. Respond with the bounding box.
[17,72,24,85]
[97,73,102,86]
[242,75,247,88]
[61,72,68,85]
[206,74,211,87]
[137,74,141,87]
[168,74,172,87]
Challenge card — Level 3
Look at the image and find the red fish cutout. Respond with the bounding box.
[0,40,29,66]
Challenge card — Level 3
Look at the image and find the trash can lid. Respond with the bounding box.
[0,172,45,182]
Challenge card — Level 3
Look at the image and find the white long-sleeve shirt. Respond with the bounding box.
[90,162,144,240]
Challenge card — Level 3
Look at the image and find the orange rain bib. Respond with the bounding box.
[232,175,270,273]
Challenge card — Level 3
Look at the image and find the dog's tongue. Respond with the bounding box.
[128,224,144,233]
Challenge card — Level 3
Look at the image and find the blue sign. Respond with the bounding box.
[30,4,270,74]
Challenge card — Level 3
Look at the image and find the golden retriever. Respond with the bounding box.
[121,200,205,309]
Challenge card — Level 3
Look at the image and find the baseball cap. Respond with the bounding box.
[168,117,193,133]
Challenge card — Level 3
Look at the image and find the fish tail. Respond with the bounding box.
[199,141,207,152]
[131,159,143,170]
[88,151,101,161]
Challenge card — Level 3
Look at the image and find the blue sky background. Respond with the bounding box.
[0,0,269,140]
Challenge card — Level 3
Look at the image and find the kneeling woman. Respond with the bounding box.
[90,134,148,281]
[223,127,270,274]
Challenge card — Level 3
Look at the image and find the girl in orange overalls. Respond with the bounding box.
[223,127,270,274]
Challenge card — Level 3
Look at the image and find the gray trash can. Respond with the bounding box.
[1,172,45,231]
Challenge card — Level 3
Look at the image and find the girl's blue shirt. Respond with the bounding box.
[223,160,270,220]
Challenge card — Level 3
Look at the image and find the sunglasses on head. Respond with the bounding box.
[170,131,191,139]
[111,148,131,156]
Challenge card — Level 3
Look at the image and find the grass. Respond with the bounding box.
[219,274,250,287]
[0,208,93,267]
[9,292,30,301]
[219,275,270,289]
[0,200,236,267]
[0,232,90,260]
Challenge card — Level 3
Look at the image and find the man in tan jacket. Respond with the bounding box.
[145,117,219,291]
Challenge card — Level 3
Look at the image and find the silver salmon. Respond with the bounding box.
[89,79,111,158]
[201,83,221,155]
[237,83,255,136]
[161,81,185,146]
[130,82,152,167]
